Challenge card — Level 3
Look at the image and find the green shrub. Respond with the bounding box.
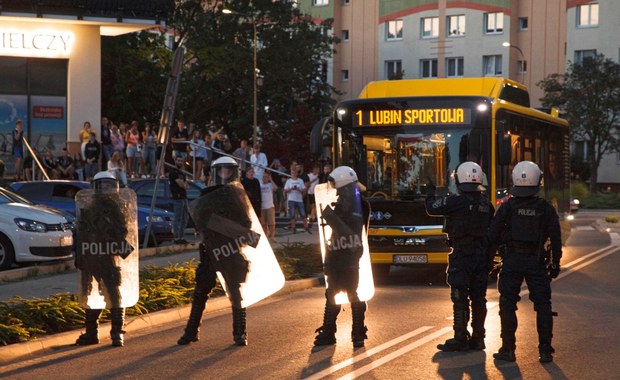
[582,192,620,209]
[571,181,589,199]
[605,215,619,223]
[0,248,321,346]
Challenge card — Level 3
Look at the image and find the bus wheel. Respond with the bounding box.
[371,264,390,281]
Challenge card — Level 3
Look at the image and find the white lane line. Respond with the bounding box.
[310,243,618,379]
[337,327,453,380]
[302,326,434,380]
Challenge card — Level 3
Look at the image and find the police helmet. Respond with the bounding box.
[510,160,542,197]
[211,156,240,185]
[92,171,119,193]
[455,161,486,192]
[327,166,366,191]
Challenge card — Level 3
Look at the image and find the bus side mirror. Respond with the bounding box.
[498,133,512,166]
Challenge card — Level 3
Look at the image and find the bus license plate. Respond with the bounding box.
[393,254,427,264]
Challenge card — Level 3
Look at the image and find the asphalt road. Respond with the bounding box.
[1,213,619,379]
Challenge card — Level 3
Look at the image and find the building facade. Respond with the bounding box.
[0,1,173,177]
[301,0,619,189]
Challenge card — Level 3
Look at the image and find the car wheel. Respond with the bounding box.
[0,234,15,271]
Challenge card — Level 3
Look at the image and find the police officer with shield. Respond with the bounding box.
[489,161,562,363]
[178,157,255,346]
[314,166,371,348]
[425,162,494,352]
[75,171,139,347]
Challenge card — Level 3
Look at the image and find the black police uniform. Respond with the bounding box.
[488,195,562,362]
[314,183,371,347]
[426,188,494,351]
[178,184,253,347]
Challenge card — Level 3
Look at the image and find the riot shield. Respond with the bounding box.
[76,188,139,309]
[314,182,374,305]
[189,182,284,308]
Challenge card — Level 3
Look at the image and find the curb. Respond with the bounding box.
[0,243,199,283]
[0,277,320,364]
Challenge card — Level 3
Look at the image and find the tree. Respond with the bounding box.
[101,32,170,123]
[166,0,338,163]
[538,54,620,192]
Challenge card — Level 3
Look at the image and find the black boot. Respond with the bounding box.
[469,301,487,350]
[232,307,247,346]
[351,302,368,348]
[437,300,469,352]
[76,309,102,345]
[110,308,126,347]
[539,344,555,363]
[178,294,208,345]
[314,302,341,346]
[536,304,554,363]
[493,346,516,362]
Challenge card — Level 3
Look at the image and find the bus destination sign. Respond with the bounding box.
[354,108,471,127]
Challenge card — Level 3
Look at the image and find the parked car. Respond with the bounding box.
[9,180,174,246]
[0,186,74,271]
[127,179,206,227]
[127,178,206,212]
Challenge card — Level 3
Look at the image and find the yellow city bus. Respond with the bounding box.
[327,77,570,277]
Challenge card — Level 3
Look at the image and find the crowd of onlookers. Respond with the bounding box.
[8,116,332,240]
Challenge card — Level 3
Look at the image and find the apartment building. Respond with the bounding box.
[300,0,619,189]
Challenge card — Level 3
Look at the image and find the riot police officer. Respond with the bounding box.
[75,171,138,347]
[314,166,371,348]
[488,161,562,363]
[425,161,494,352]
[178,156,252,346]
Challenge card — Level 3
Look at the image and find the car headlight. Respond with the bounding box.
[146,216,164,223]
[15,218,48,232]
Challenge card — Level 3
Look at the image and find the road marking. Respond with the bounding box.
[308,241,618,379]
[337,326,453,380]
[302,326,434,380]
[574,226,594,231]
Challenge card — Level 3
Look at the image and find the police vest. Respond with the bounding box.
[445,193,491,239]
[507,197,546,243]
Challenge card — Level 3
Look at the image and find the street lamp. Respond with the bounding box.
[502,42,525,84]
[223,8,260,144]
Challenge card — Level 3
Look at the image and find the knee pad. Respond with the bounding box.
[450,288,469,304]
[499,295,517,312]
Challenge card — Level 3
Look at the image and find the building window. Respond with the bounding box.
[342,30,349,41]
[313,0,328,6]
[447,15,466,37]
[386,20,403,41]
[420,59,438,78]
[484,12,504,34]
[517,60,527,75]
[386,60,403,80]
[318,60,328,83]
[577,3,599,27]
[341,69,349,81]
[519,17,528,31]
[446,57,464,77]
[421,17,439,38]
[575,49,597,64]
[483,55,502,76]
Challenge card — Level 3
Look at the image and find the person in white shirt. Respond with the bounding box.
[306,163,320,226]
[260,172,277,240]
[250,143,268,180]
[284,165,309,233]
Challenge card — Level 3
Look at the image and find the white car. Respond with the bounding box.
[0,189,74,271]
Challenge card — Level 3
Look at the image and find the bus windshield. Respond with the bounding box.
[363,128,488,199]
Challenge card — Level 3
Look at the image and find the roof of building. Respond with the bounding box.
[0,0,175,23]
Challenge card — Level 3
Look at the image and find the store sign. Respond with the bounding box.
[0,30,73,56]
